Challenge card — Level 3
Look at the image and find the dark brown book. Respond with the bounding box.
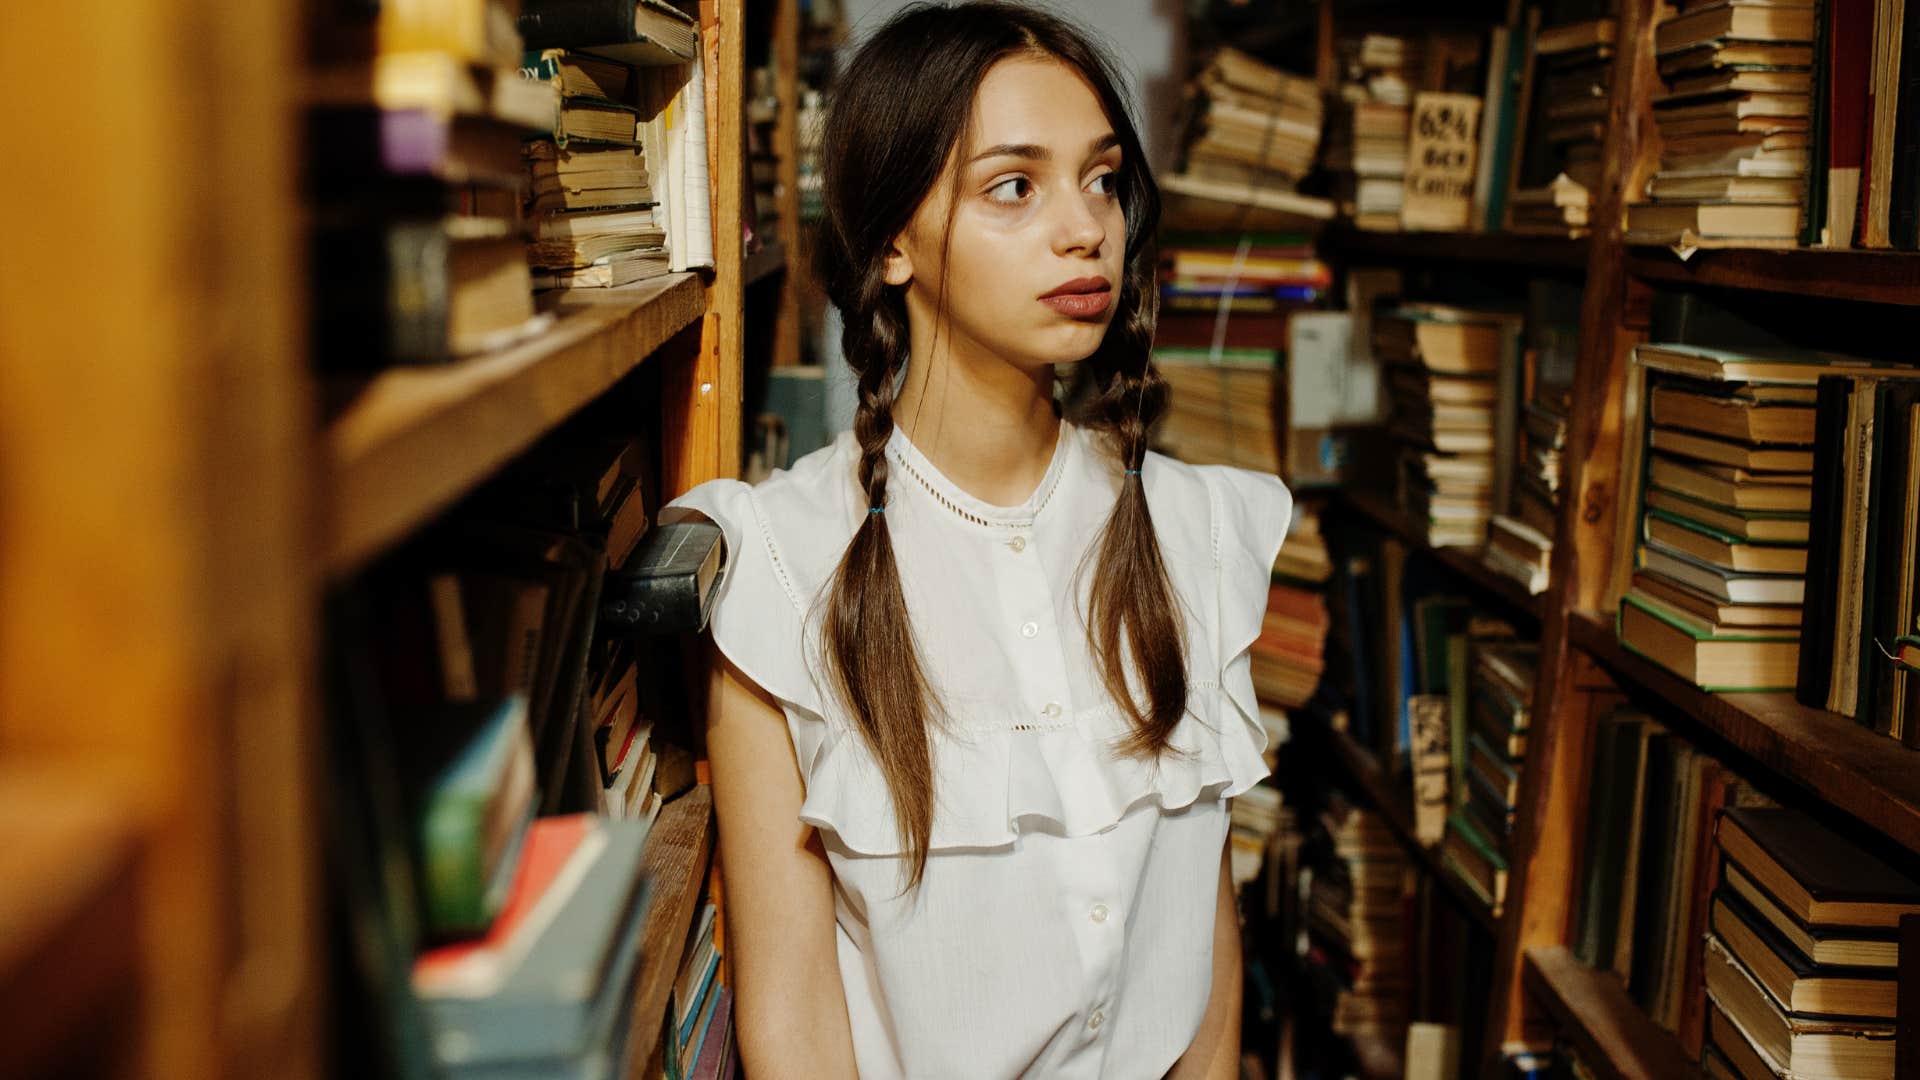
[1719,807,1920,929]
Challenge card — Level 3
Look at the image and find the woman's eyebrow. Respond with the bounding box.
[967,131,1122,166]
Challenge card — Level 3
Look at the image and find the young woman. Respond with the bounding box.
[661,4,1291,1076]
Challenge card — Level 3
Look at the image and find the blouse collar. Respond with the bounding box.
[885,417,1078,529]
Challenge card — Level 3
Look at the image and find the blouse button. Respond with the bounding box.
[1008,535,1027,552]
[1088,1010,1105,1031]
[1042,702,1062,718]
[1090,903,1109,923]
[1020,620,1039,638]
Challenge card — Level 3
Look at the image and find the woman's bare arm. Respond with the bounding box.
[704,638,859,1078]
[1167,841,1244,1080]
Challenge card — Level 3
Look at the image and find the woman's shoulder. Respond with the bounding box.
[1139,447,1293,567]
[661,429,861,599]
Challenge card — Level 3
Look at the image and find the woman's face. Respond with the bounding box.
[885,54,1128,373]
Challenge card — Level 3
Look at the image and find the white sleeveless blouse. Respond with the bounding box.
[663,416,1291,1079]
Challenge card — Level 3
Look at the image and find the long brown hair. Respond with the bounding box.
[812,1,1184,891]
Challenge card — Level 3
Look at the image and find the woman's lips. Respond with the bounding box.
[1039,289,1112,318]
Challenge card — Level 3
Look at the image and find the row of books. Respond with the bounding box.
[1250,505,1334,712]
[1437,642,1539,921]
[1305,801,1415,1056]
[306,0,710,368]
[1569,704,1917,1077]
[1610,342,1920,739]
[326,415,731,1077]
[1377,301,1522,549]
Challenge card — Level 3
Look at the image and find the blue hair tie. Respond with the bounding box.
[1124,468,1141,476]
[869,506,885,515]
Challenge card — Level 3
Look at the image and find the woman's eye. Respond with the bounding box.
[1088,171,1118,197]
[987,176,1031,204]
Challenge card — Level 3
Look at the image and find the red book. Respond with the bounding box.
[413,814,603,998]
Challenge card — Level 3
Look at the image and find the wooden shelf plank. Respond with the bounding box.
[743,239,786,287]
[623,784,716,1080]
[1323,226,1589,270]
[1523,946,1694,1080]
[1626,245,1920,306]
[1340,489,1547,623]
[1314,719,1501,935]
[1567,609,1920,858]
[324,272,706,577]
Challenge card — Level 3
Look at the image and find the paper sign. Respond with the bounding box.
[1401,92,1483,231]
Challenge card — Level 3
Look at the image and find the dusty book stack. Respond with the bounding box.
[1627,0,1815,247]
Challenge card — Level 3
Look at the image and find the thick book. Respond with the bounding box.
[518,0,696,65]
[600,519,725,634]
[1644,508,1807,573]
[1719,807,1920,928]
[405,693,538,938]
[415,815,656,1067]
[1618,590,1799,690]
[1721,858,1901,967]
[1703,934,1895,1078]
[1637,543,1805,605]
[1647,454,1813,512]
[1657,3,1820,53]
[1643,488,1807,542]
[1710,887,1896,1018]
[1648,382,1816,444]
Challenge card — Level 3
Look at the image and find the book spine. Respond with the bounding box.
[1795,377,1850,709]
[518,0,640,50]
[1893,3,1920,248]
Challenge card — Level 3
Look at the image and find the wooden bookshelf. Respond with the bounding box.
[1339,488,1546,623]
[1626,246,1920,307]
[1522,947,1694,1080]
[1565,609,1920,859]
[1318,720,1501,934]
[624,785,717,1080]
[325,274,707,576]
[1322,225,1589,271]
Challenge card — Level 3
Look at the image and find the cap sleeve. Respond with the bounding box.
[661,478,827,722]
[1204,466,1294,744]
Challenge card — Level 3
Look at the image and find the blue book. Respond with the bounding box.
[426,816,656,1069]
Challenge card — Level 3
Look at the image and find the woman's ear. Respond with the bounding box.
[882,235,914,287]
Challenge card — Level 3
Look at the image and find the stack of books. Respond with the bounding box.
[1704,807,1908,1080]
[1325,34,1414,230]
[305,2,557,365]
[1512,15,1617,236]
[1441,642,1537,920]
[1306,800,1412,1053]
[1614,343,1828,691]
[745,64,781,251]
[518,0,712,278]
[1157,230,1330,314]
[1627,1,1816,247]
[1377,303,1521,547]
[1179,47,1325,189]
[413,814,658,1078]
[1252,578,1330,710]
[1486,282,1580,596]
[1150,345,1283,473]
[1161,49,1335,225]
[1229,784,1288,889]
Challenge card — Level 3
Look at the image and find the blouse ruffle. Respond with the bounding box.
[663,440,1294,859]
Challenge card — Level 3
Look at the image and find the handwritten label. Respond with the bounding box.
[1401,92,1483,232]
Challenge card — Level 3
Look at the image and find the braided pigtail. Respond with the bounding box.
[819,263,946,892]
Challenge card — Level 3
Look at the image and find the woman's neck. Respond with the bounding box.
[891,341,1062,509]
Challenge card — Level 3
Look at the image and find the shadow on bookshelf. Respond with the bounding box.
[1322,226,1590,271]
[1522,946,1693,1080]
[1566,609,1920,860]
[743,239,786,288]
[1340,489,1547,624]
[1312,718,1501,935]
[1626,246,1920,307]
